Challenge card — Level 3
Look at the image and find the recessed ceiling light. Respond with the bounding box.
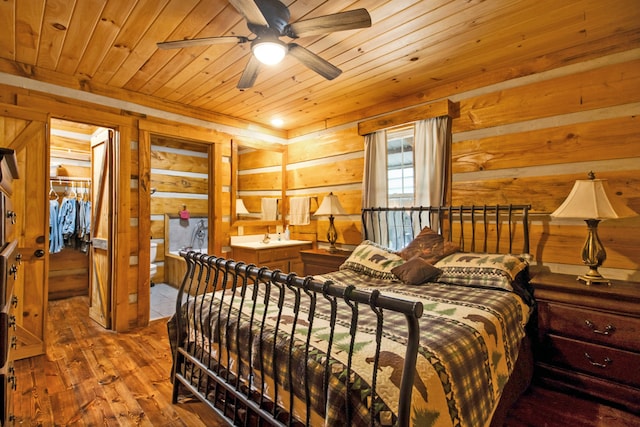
[271,118,284,127]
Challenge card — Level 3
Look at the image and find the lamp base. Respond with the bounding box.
[577,273,611,286]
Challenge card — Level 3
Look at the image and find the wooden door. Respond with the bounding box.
[89,129,114,328]
[1,107,49,359]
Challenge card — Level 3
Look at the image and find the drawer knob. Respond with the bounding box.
[6,210,17,224]
[584,352,612,368]
[584,320,615,336]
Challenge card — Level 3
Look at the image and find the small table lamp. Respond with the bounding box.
[551,172,637,285]
[314,192,346,253]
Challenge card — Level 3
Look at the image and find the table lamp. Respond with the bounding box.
[551,172,637,285]
[314,192,346,253]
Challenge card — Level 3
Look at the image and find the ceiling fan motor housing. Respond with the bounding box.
[248,0,290,35]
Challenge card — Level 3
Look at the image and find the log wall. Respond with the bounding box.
[286,50,640,281]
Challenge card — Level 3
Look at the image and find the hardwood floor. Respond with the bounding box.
[12,296,640,426]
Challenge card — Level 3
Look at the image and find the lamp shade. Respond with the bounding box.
[315,193,347,216]
[551,176,637,220]
[236,199,249,215]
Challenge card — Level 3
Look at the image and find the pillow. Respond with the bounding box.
[398,226,460,264]
[391,256,442,285]
[434,252,529,291]
[340,240,404,280]
[398,226,444,260]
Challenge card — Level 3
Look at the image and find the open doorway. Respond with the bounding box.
[148,135,210,320]
[48,118,116,328]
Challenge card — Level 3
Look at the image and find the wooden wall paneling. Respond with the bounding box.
[150,174,209,194]
[451,171,640,216]
[287,126,363,164]
[454,60,640,132]
[150,195,208,216]
[453,115,640,174]
[287,157,364,190]
[48,252,89,300]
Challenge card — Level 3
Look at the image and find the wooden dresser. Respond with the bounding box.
[300,248,352,275]
[0,149,20,426]
[531,272,640,414]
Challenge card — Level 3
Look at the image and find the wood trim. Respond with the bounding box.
[357,99,457,135]
[137,128,151,327]
[139,118,231,144]
[113,127,132,332]
[16,93,134,127]
[0,101,48,122]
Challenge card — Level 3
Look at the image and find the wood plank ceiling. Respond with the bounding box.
[0,0,638,132]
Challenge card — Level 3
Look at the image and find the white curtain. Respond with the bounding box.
[362,130,387,208]
[414,116,451,207]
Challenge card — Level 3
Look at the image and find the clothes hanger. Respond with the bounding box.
[49,181,59,201]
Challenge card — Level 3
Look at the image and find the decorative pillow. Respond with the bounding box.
[434,252,529,291]
[398,226,443,260]
[391,256,442,285]
[398,226,459,264]
[340,240,404,280]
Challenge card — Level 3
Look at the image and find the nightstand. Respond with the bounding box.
[531,272,640,414]
[300,248,352,276]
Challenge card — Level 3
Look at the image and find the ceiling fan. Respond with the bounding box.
[157,0,371,90]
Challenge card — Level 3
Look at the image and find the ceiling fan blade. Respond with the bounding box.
[285,9,371,38]
[237,55,261,89]
[229,0,269,27]
[157,36,247,50]
[288,43,341,81]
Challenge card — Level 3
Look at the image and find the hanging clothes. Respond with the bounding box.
[49,199,63,253]
[58,196,77,248]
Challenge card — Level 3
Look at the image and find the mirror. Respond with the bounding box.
[231,138,286,227]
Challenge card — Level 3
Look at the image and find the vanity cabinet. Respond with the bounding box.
[0,149,19,426]
[233,242,312,275]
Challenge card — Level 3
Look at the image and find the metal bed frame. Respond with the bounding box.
[170,204,531,427]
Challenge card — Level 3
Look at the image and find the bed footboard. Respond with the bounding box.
[170,252,423,427]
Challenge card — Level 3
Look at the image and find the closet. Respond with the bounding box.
[48,119,95,300]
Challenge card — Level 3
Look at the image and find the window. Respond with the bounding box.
[386,126,415,249]
[386,127,414,207]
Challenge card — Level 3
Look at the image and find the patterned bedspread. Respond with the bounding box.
[169,269,531,427]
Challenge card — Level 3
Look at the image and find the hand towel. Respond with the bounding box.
[261,198,278,220]
[289,196,310,225]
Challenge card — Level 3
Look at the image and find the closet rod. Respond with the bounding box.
[50,176,91,182]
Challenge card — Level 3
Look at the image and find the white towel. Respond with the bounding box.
[261,198,278,220]
[289,196,310,225]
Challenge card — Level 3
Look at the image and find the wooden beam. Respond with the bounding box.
[357,99,457,135]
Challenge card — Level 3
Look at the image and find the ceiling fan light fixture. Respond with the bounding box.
[252,38,287,65]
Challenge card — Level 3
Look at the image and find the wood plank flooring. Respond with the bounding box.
[12,296,640,426]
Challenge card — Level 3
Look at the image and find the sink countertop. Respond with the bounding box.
[230,237,312,249]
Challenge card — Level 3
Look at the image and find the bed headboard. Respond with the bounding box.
[362,204,531,256]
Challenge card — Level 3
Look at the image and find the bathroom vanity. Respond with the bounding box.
[231,237,312,275]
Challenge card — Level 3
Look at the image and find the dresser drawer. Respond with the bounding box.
[1,196,15,246]
[543,334,640,387]
[0,361,15,426]
[0,241,19,309]
[543,302,640,352]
